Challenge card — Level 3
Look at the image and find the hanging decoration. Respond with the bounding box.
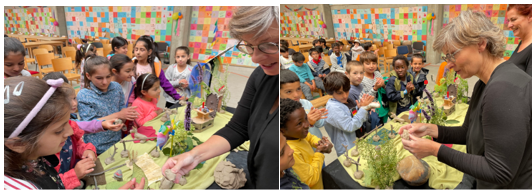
[305,7,319,11]
[284,5,303,12]
[172,12,183,37]
[211,20,219,47]
[427,12,436,36]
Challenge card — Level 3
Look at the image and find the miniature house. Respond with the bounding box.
[192,108,214,132]
[447,84,458,104]
[205,93,219,118]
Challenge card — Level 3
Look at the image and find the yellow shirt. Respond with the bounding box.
[287,134,325,189]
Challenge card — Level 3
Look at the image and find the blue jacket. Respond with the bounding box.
[324,98,368,156]
[408,67,429,100]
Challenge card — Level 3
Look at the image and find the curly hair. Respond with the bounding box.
[392,55,410,67]
[280,98,302,129]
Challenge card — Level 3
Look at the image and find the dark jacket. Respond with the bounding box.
[408,67,429,101]
[385,71,415,116]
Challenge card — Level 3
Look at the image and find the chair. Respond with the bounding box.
[33,48,49,56]
[24,59,40,78]
[384,49,397,74]
[101,39,110,44]
[62,46,76,57]
[303,52,309,63]
[402,40,412,46]
[393,40,401,47]
[103,44,112,57]
[91,42,103,48]
[74,37,83,44]
[310,95,332,108]
[397,46,409,57]
[127,43,134,58]
[52,57,80,84]
[156,42,169,64]
[413,42,425,62]
[96,48,104,57]
[64,50,77,73]
[39,45,54,53]
[323,55,332,67]
[35,53,55,75]
[299,44,312,53]
[291,40,299,46]
[385,44,394,50]
[378,48,386,70]
[291,45,300,53]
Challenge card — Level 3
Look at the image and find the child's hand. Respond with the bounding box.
[312,83,317,91]
[407,82,415,93]
[74,158,95,179]
[321,137,333,153]
[103,119,124,131]
[179,79,188,88]
[82,150,96,161]
[318,108,328,119]
[179,96,186,101]
[119,106,139,121]
[315,141,329,153]
[156,108,164,115]
[356,93,374,108]
[307,107,322,126]
[375,78,385,89]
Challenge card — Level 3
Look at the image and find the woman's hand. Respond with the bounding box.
[102,119,123,131]
[161,151,201,183]
[119,177,145,190]
[117,106,139,121]
[82,150,96,161]
[402,134,441,159]
[398,123,438,139]
[74,158,95,179]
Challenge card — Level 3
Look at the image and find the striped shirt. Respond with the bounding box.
[361,71,383,102]
[4,175,38,190]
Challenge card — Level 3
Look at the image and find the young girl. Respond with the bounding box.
[75,43,97,89]
[4,37,32,78]
[132,73,163,126]
[107,36,129,59]
[132,35,183,104]
[280,98,333,189]
[386,55,415,116]
[77,55,138,154]
[110,54,136,106]
[164,46,192,108]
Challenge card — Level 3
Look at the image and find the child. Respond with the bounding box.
[289,52,326,101]
[42,73,123,189]
[280,69,327,139]
[77,55,138,154]
[4,37,31,78]
[318,38,329,54]
[386,55,415,117]
[280,40,296,55]
[279,132,309,189]
[350,40,364,62]
[280,46,294,69]
[75,43,97,89]
[280,98,333,189]
[107,36,129,59]
[307,48,328,78]
[164,46,192,108]
[132,73,163,126]
[110,54,136,106]
[132,35,183,104]
[360,51,384,130]
[329,42,347,73]
[345,61,365,104]
[323,72,377,156]
[408,54,429,101]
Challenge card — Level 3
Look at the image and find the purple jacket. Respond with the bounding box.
[129,68,182,104]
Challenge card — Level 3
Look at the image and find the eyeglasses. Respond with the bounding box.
[442,48,462,63]
[236,41,279,55]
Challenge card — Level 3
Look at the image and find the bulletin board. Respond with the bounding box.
[280,10,325,38]
[442,4,517,59]
[4,7,57,35]
[64,6,174,45]
[331,6,428,44]
[188,6,256,67]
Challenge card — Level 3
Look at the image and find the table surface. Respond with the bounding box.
[328,99,472,189]
[23,41,64,47]
[86,106,248,189]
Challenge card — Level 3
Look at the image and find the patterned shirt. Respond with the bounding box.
[361,71,383,102]
[77,81,125,154]
[164,64,192,103]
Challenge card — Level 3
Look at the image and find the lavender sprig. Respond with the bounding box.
[424,89,435,108]
[422,109,431,121]
[184,102,192,131]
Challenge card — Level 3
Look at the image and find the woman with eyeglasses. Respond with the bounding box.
[398,11,532,188]
[161,6,279,188]
[506,4,532,76]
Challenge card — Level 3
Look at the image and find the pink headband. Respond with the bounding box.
[8,78,64,138]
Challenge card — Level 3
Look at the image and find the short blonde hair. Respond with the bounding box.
[433,10,505,58]
[229,6,279,40]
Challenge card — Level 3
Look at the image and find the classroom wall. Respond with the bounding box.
[169,6,191,65]
[4,6,63,37]
[280,4,335,39]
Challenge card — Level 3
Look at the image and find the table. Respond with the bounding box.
[23,41,64,60]
[86,106,249,189]
[326,99,473,189]
[8,34,69,46]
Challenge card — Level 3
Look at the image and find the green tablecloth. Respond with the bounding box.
[86,107,238,189]
[338,99,469,189]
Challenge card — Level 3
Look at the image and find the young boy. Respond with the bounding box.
[408,54,429,101]
[345,61,365,104]
[323,72,378,156]
[280,40,296,55]
[386,55,415,117]
[329,42,347,73]
[318,38,329,53]
[280,132,309,190]
[280,46,294,69]
[280,69,328,139]
[360,52,384,130]
[290,52,326,101]
[307,48,328,78]
[280,98,333,189]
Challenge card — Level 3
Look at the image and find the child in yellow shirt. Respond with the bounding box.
[280,98,333,189]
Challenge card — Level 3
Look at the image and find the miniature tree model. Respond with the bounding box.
[350,143,359,157]
[353,157,364,179]
[388,125,396,139]
[105,145,117,165]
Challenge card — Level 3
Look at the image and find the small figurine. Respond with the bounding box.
[113,169,123,181]
[120,141,128,158]
[104,145,117,165]
[353,157,364,179]
[372,135,380,142]
[388,125,396,139]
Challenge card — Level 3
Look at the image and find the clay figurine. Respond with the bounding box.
[113,169,123,181]
[214,161,247,189]
[120,140,128,158]
[105,145,117,165]
[392,116,405,124]
[402,129,410,140]
[350,143,359,157]
[353,157,364,179]
[178,176,187,186]
[342,144,357,167]
[160,169,176,189]
[372,135,380,142]
[388,126,396,139]
[343,159,352,167]
[160,108,178,122]
[150,148,160,158]
[375,145,381,151]
[126,150,137,168]
[130,127,148,143]
[114,119,123,125]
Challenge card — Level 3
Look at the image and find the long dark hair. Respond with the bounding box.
[134,73,160,98]
[175,46,191,65]
[134,35,160,75]
[75,43,96,69]
[110,54,132,74]
[83,55,111,88]
[4,77,70,181]
[111,36,128,54]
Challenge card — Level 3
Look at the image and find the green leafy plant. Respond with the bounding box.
[456,75,469,103]
[162,122,205,170]
[357,133,398,188]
